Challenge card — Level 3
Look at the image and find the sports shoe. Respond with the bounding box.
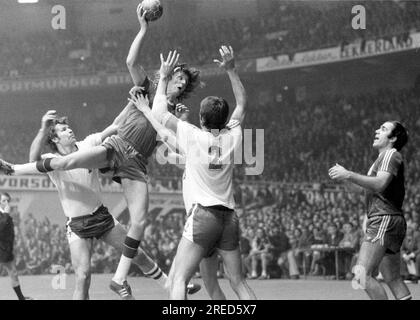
[24,296,35,300]
[187,282,201,295]
[110,280,135,300]
[0,159,14,175]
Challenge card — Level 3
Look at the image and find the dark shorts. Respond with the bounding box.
[0,243,14,263]
[182,204,240,257]
[101,135,148,184]
[66,205,117,244]
[364,214,406,254]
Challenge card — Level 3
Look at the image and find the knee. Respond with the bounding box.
[75,268,91,284]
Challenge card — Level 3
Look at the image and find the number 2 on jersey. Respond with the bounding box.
[208,145,223,170]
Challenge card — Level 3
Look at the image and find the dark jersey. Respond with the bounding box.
[365,148,405,217]
[117,77,176,160]
[0,211,14,249]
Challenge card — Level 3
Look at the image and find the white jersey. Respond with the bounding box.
[41,133,103,218]
[176,119,242,213]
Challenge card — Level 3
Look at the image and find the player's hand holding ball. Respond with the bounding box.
[136,4,149,30]
[214,45,235,71]
[138,0,163,23]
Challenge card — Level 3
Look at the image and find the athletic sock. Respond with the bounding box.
[143,263,168,289]
[13,285,25,300]
[113,236,140,285]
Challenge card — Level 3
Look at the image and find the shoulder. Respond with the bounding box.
[378,148,402,170]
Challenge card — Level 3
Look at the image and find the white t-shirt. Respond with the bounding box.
[42,133,103,218]
[177,119,242,213]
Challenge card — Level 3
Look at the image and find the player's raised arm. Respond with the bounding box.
[151,50,180,118]
[126,4,149,86]
[29,110,57,162]
[214,46,247,124]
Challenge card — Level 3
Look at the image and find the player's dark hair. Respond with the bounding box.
[47,116,69,152]
[388,121,408,151]
[199,96,230,131]
[0,192,10,200]
[152,63,204,102]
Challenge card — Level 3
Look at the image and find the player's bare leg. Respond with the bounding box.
[2,260,32,300]
[217,248,256,300]
[169,237,206,300]
[380,253,411,300]
[69,238,93,300]
[200,254,226,300]
[111,179,149,290]
[355,241,388,300]
[8,146,109,176]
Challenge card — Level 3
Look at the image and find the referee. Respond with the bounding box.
[0,192,32,300]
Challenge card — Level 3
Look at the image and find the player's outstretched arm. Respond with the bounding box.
[328,164,393,193]
[152,50,180,115]
[214,46,247,124]
[29,110,58,162]
[126,4,149,86]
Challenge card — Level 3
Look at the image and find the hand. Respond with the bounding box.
[175,103,190,121]
[328,163,351,181]
[137,3,149,30]
[213,45,235,71]
[128,89,150,114]
[129,85,145,98]
[41,110,57,130]
[159,50,180,79]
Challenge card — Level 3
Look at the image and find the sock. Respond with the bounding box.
[13,285,25,300]
[143,263,168,289]
[113,237,140,285]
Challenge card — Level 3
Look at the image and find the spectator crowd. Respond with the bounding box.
[0,1,419,79]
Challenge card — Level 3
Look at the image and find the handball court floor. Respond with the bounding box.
[0,274,420,300]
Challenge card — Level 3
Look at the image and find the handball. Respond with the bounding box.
[139,0,163,22]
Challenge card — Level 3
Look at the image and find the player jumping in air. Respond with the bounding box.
[0,5,202,299]
[129,46,257,300]
[0,192,33,300]
[329,121,411,300]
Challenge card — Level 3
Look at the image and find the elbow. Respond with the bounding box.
[126,58,135,69]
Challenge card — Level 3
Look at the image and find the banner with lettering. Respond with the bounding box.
[0,59,256,94]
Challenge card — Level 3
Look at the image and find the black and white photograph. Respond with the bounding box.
[0,0,419,306]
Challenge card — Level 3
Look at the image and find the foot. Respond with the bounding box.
[109,280,135,300]
[187,282,201,295]
[258,274,269,280]
[0,159,14,175]
[23,296,35,300]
